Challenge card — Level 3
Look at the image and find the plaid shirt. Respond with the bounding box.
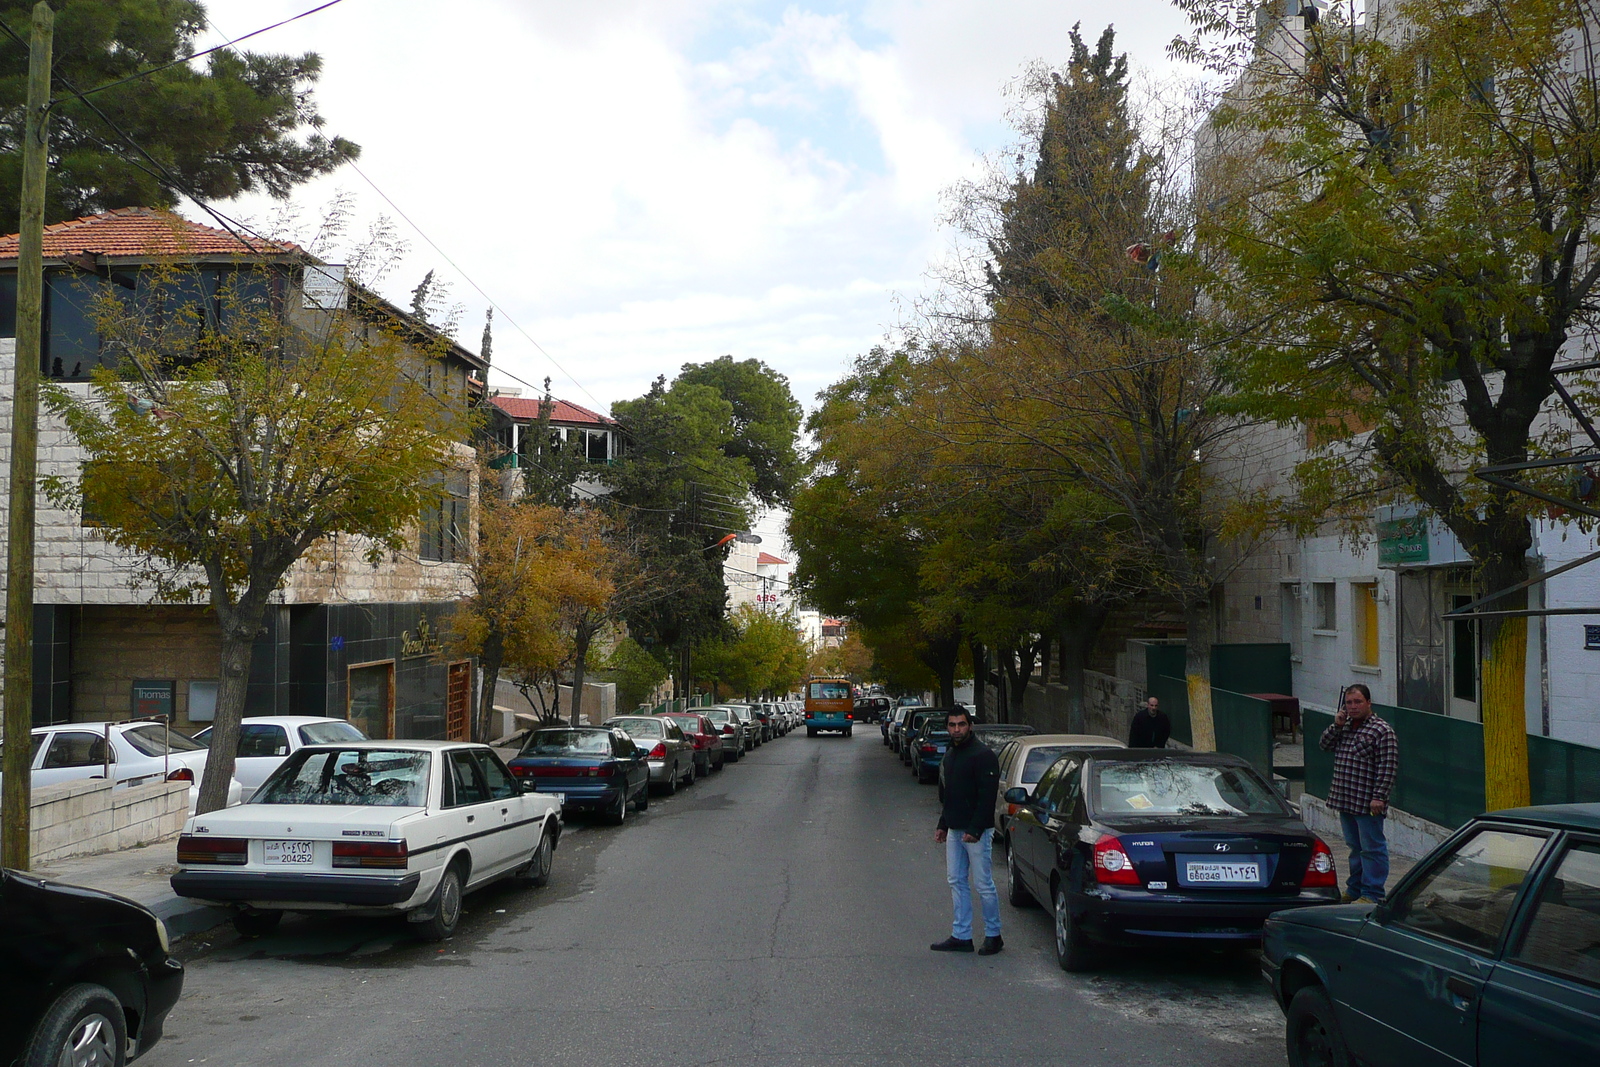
[1319,714,1398,815]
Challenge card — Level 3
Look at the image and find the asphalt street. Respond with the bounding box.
[147,730,1288,1067]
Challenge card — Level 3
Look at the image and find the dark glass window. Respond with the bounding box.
[0,273,15,338]
[46,273,112,379]
[419,470,470,562]
[1392,827,1547,953]
[1513,842,1600,987]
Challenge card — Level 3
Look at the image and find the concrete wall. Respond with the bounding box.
[1017,671,1141,742]
[71,605,221,726]
[23,777,189,864]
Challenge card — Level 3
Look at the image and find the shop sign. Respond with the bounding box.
[1378,515,1429,566]
[401,617,440,660]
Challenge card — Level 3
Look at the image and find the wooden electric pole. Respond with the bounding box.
[2,2,54,871]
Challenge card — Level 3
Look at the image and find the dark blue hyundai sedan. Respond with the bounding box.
[508,726,650,825]
[1262,803,1600,1066]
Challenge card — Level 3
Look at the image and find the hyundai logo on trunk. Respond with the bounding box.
[1213,842,1230,852]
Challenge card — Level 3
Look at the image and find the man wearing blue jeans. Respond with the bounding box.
[1318,683,1399,903]
[931,708,1002,955]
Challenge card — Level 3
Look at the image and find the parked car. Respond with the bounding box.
[1,868,184,1067]
[17,720,243,814]
[899,710,944,766]
[910,726,950,784]
[603,715,697,792]
[663,712,726,775]
[882,705,909,746]
[741,704,775,742]
[1262,803,1600,1067]
[728,705,762,749]
[193,716,367,797]
[888,706,925,752]
[171,740,562,940]
[993,733,1126,842]
[704,707,747,762]
[1005,749,1340,971]
[971,723,1036,754]
[508,726,651,824]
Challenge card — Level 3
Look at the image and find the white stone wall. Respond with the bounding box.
[23,777,189,864]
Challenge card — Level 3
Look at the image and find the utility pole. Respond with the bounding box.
[1,2,52,871]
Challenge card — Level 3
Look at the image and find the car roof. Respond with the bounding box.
[1014,734,1127,748]
[1482,803,1600,832]
[1081,748,1251,766]
[533,724,609,732]
[297,739,484,751]
[235,716,355,727]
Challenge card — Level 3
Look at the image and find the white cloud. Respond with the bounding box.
[196,0,1192,411]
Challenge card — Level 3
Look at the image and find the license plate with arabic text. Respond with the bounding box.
[263,839,315,865]
[1185,861,1260,884]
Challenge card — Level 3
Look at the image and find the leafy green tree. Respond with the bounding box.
[46,264,465,813]
[604,636,670,708]
[0,0,358,225]
[1174,0,1600,806]
[675,355,804,508]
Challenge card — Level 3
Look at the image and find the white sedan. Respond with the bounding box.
[18,721,243,813]
[170,740,563,939]
[192,716,367,796]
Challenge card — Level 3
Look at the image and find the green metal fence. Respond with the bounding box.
[1143,642,1293,698]
[1149,675,1273,779]
[1304,705,1600,830]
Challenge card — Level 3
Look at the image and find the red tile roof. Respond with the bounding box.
[0,207,296,261]
[756,552,789,566]
[490,395,613,426]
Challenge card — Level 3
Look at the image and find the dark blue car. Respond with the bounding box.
[911,728,949,784]
[508,727,651,825]
[1005,749,1340,970]
[1263,803,1600,1067]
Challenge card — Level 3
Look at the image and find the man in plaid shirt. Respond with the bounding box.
[1318,683,1398,903]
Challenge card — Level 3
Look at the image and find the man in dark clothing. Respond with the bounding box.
[932,707,1003,955]
[1128,696,1171,748]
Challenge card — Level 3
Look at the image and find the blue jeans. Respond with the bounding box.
[946,828,1001,940]
[1339,812,1390,902]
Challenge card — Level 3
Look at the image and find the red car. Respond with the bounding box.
[663,713,726,776]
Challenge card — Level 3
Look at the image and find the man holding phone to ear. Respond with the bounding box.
[1318,683,1398,903]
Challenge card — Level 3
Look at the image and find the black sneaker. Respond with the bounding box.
[977,936,1004,956]
[929,936,974,952]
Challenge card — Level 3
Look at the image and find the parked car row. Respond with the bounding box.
[505,702,801,826]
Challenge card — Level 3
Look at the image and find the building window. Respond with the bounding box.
[1280,583,1302,657]
[584,429,609,463]
[1313,582,1337,632]
[1353,582,1379,666]
[419,471,469,562]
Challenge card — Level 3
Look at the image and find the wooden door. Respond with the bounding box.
[446,661,471,741]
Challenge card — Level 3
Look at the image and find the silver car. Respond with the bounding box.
[704,707,746,762]
[722,705,762,749]
[603,716,697,793]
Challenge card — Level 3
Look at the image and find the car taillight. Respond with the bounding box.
[1092,836,1142,886]
[167,767,195,783]
[648,742,667,759]
[332,841,409,869]
[593,763,615,777]
[1303,838,1338,888]
[510,764,530,777]
[920,744,937,754]
[177,834,246,865]
[721,725,736,734]
[805,711,813,718]
[846,714,853,719]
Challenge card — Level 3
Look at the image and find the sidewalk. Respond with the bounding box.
[31,832,232,941]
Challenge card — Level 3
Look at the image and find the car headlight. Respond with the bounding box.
[155,916,171,955]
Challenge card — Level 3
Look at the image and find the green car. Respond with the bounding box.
[1262,803,1600,1066]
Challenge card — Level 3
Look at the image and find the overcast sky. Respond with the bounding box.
[197,0,1192,417]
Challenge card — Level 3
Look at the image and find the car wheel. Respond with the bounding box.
[1053,885,1095,972]
[415,863,466,941]
[1286,986,1353,1067]
[845,728,853,737]
[611,788,630,824]
[1007,848,1033,907]
[634,783,649,812]
[22,983,127,1067]
[808,728,817,737]
[515,825,555,887]
[683,759,696,786]
[663,768,678,795]
[232,908,283,937]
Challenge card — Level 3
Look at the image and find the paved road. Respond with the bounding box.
[148,731,1287,1067]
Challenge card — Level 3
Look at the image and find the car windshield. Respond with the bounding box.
[1091,761,1285,817]
[526,730,610,756]
[614,719,664,739]
[1021,747,1075,784]
[809,682,850,699]
[665,717,700,733]
[121,723,206,756]
[975,729,1028,753]
[254,749,430,807]
[299,720,367,745]
[706,710,732,724]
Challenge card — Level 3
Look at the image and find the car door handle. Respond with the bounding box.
[1444,975,1478,1004]
[466,814,475,823]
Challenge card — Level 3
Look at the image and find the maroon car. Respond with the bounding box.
[663,713,726,776]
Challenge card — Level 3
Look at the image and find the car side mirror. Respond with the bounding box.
[1370,901,1391,923]
[1003,787,1029,805]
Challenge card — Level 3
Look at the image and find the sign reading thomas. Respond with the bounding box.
[131,679,175,719]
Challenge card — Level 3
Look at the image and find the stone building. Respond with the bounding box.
[0,208,486,740]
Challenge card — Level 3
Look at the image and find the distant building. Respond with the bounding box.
[483,389,619,500]
[725,543,792,614]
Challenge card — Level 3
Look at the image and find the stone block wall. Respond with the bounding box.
[71,605,222,725]
[1017,671,1141,742]
[22,777,189,864]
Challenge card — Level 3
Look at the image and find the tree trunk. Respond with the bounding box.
[1000,643,1040,723]
[475,629,504,743]
[1059,604,1108,734]
[196,613,260,814]
[1183,596,1216,752]
[969,636,985,722]
[569,624,593,726]
[921,631,961,708]
[1478,566,1532,810]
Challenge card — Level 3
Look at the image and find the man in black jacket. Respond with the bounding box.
[1128,696,1171,749]
[932,707,1003,955]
